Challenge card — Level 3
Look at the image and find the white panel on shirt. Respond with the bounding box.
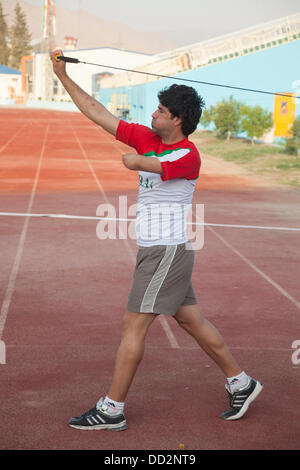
[158,148,190,163]
[136,149,196,247]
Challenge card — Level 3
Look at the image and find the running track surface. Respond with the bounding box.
[0,108,299,450]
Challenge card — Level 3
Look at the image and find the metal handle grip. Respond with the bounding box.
[56,56,79,64]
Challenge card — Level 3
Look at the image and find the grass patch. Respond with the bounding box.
[275,159,300,171]
[192,130,300,188]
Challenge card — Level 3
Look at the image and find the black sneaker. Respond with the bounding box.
[221,378,263,420]
[69,398,128,431]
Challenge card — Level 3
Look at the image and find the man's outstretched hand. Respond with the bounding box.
[50,49,67,78]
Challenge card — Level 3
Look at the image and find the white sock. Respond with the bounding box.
[227,371,249,393]
[102,396,125,416]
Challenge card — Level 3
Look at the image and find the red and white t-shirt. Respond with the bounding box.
[116,120,201,247]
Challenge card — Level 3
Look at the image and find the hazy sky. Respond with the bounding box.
[25,0,300,44]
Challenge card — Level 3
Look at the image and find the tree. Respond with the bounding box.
[0,1,10,65]
[9,2,32,70]
[283,116,300,156]
[201,96,241,140]
[240,105,273,145]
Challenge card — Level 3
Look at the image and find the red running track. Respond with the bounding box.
[0,108,299,450]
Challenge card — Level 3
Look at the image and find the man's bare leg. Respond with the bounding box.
[174,304,242,377]
[173,304,264,421]
[107,310,156,402]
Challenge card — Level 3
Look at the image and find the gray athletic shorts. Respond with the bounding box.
[127,242,198,316]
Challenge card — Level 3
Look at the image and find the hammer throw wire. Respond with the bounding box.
[56,55,299,100]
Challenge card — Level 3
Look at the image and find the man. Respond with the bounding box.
[50,50,263,431]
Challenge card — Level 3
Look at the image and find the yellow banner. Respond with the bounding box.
[273,93,296,137]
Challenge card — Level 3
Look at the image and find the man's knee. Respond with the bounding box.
[175,315,193,333]
[174,304,204,332]
[122,310,156,337]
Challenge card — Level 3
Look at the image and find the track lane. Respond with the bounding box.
[0,109,299,450]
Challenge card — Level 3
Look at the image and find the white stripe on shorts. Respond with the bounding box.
[140,245,177,313]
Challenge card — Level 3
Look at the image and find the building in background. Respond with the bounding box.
[99,13,300,142]
[21,43,153,109]
[17,12,300,141]
[21,55,34,102]
[0,65,22,105]
[64,36,78,50]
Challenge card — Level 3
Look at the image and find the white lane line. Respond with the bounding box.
[72,125,179,349]
[0,126,49,339]
[0,212,135,221]
[158,315,180,349]
[0,212,300,232]
[206,225,300,310]
[70,125,108,199]
[200,222,300,232]
[0,127,26,154]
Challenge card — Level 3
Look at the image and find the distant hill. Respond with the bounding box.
[2,0,175,54]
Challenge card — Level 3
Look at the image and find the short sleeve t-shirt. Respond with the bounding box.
[116,120,201,247]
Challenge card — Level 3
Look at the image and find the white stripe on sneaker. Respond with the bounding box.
[96,414,105,423]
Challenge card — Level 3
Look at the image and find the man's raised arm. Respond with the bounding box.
[50,49,120,136]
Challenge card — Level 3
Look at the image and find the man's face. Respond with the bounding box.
[151,103,176,136]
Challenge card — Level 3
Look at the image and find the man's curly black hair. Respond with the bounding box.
[158,84,205,137]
